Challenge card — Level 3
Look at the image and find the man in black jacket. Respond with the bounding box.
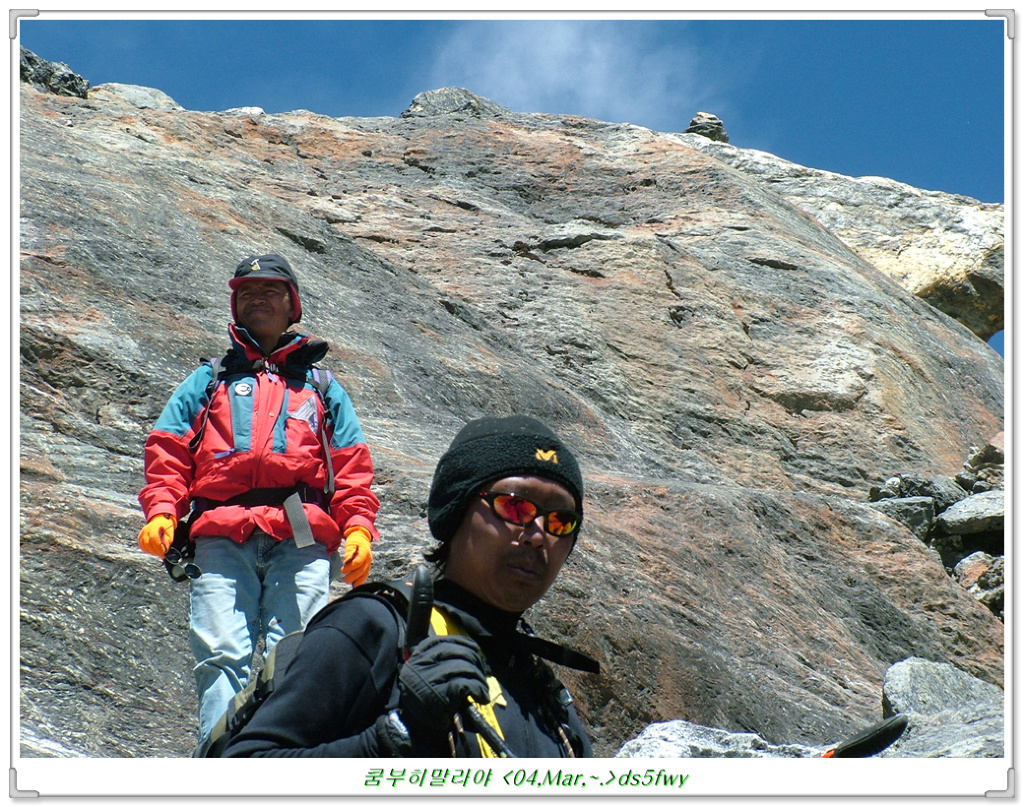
[222,415,596,758]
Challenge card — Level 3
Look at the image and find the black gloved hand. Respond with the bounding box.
[381,634,490,756]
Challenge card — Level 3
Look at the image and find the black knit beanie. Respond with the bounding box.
[427,415,584,542]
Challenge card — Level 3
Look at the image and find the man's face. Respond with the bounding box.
[444,475,578,613]
[235,279,293,340]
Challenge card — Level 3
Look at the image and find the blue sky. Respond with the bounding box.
[18,12,1007,354]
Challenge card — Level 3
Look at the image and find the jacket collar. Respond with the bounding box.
[433,578,524,640]
[433,578,601,674]
[229,323,308,363]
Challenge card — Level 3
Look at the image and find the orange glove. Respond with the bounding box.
[138,514,177,558]
[342,526,373,587]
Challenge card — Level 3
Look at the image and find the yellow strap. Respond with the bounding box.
[428,608,507,758]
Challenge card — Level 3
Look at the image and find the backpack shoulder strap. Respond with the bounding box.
[310,366,333,397]
[307,365,336,496]
[338,579,412,662]
[206,355,225,395]
[187,356,226,455]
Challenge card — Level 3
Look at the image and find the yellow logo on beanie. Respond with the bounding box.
[250,259,261,272]
[536,448,558,463]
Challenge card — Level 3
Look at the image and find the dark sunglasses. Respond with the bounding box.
[478,491,581,538]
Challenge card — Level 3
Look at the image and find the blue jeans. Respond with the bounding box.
[188,531,329,744]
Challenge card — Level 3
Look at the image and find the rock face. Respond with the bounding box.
[618,657,1003,758]
[18,52,1004,759]
[679,134,1004,340]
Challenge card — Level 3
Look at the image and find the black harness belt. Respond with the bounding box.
[192,486,326,549]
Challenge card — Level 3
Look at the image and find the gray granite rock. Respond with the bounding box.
[868,496,935,541]
[881,657,1004,758]
[684,111,729,142]
[89,83,184,111]
[936,490,1004,535]
[616,720,818,758]
[20,47,89,98]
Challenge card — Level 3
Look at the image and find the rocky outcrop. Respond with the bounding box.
[684,112,729,143]
[867,433,1004,620]
[402,86,512,119]
[18,54,1003,758]
[19,47,89,98]
[88,82,184,112]
[678,130,1004,340]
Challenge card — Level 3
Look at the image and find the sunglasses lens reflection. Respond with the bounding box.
[493,494,537,525]
[547,511,579,536]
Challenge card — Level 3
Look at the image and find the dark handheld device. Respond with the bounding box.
[404,564,434,659]
[822,714,909,758]
[162,517,201,583]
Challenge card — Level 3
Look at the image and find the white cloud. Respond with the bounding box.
[427,20,728,133]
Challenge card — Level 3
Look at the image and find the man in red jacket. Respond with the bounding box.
[137,254,380,749]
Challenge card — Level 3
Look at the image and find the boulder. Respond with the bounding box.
[901,474,970,512]
[881,657,1004,758]
[684,112,729,142]
[867,496,935,542]
[935,490,1004,535]
[953,555,1004,621]
[954,551,997,589]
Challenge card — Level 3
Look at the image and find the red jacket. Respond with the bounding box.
[139,326,378,554]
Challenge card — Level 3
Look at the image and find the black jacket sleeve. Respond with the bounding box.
[222,596,401,757]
